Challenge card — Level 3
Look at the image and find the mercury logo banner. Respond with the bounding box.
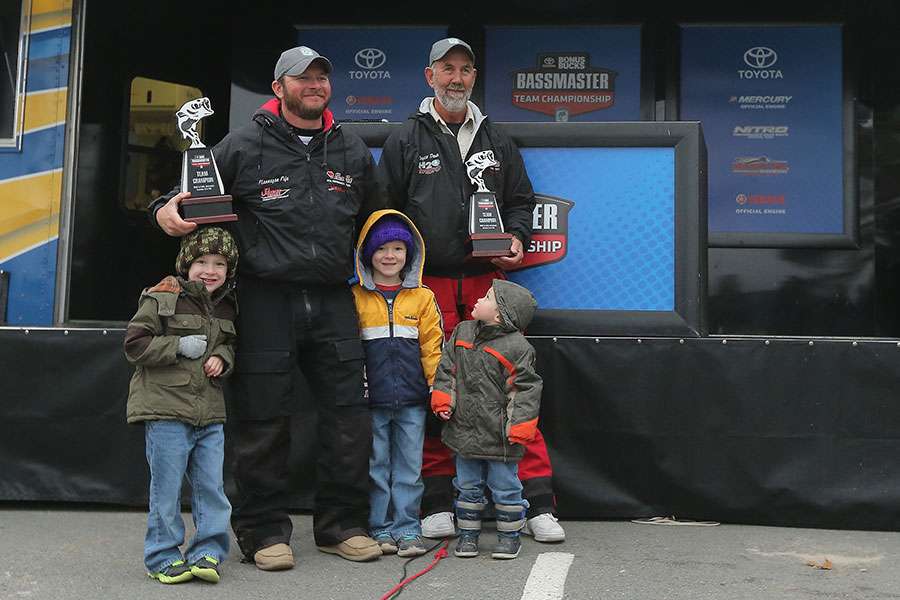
[511,53,617,119]
[512,194,575,270]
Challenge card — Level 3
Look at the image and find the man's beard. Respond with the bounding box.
[284,93,329,121]
[434,85,470,113]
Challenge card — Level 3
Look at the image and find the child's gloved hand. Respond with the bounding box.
[177,334,207,359]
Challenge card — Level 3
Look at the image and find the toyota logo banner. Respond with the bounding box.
[484,26,643,122]
[680,25,845,245]
[294,26,446,122]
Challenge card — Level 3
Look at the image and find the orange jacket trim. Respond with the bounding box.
[508,417,539,443]
[431,389,453,413]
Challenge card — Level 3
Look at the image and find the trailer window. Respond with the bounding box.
[0,0,28,148]
[124,77,203,211]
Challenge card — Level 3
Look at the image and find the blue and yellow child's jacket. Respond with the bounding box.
[352,209,443,408]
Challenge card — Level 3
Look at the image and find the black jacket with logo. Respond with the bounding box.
[152,100,381,284]
[378,103,535,276]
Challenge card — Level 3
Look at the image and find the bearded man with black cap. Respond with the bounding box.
[149,45,384,569]
[378,37,566,546]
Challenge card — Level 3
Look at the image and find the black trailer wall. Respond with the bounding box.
[4,330,900,531]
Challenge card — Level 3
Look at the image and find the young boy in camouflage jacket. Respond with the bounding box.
[125,226,238,584]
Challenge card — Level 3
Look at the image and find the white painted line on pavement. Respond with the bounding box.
[520,551,575,600]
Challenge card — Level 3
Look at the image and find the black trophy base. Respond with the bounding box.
[180,195,238,224]
[466,233,514,260]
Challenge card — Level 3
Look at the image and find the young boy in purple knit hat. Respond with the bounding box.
[351,210,444,557]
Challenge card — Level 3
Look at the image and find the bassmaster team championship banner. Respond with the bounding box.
[680,25,844,239]
[294,26,446,121]
[484,26,642,122]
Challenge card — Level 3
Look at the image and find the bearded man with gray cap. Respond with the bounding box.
[378,37,566,545]
[150,45,384,569]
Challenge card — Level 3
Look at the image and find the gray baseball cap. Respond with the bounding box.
[428,37,475,66]
[274,46,333,80]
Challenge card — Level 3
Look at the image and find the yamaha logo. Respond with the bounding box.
[350,48,391,80]
[738,46,783,79]
[354,48,386,70]
[743,47,778,69]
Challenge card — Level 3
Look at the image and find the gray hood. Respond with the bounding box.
[493,279,537,332]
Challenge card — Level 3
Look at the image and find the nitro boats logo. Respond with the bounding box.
[731,156,789,175]
[739,46,783,80]
[510,194,575,270]
[729,95,793,110]
[417,153,442,175]
[511,53,616,120]
[733,125,789,139]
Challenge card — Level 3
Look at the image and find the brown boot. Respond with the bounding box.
[253,543,295,571]
[317,535,381,562]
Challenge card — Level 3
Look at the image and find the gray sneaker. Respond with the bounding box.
[491,535,521,560]
[397,535,427,557]
[454,531,479,558]
[374,534,397,555]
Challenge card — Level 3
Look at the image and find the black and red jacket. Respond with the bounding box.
[152,100,382,284]
[377,105,536,277]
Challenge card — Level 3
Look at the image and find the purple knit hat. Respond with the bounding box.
[362,216,415,265]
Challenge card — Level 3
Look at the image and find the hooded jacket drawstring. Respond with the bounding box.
[321,130,328,168]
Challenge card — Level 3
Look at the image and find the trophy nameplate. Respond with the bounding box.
[464,150,513,260]
[176,97,237,224]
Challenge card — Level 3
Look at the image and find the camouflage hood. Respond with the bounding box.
[493,279,537,332]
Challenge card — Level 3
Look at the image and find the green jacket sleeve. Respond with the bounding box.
[505,342,543,444]
[123,296,180,366]
[430,323,459,414]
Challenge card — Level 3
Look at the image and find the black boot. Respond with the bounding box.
[492,504,526,560]
[454,500,485,558]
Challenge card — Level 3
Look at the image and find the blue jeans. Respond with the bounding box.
[144,421,231,573]
[369,405,425,539]
[453,456,529,509]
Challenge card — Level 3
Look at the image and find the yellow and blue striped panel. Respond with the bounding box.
[0,0,72,325]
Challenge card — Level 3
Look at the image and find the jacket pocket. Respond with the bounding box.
[233,350,295,419]
[148,366,192,387]
[333,338,366,406]
[168,314,204,333]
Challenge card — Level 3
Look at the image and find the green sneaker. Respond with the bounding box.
[148,559,193,584]
[190,556,220,583]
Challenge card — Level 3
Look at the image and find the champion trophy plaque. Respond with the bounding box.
[465,150,513,260]
[176,97,237,224]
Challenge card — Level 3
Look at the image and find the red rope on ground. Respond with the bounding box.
[379,541,450,600]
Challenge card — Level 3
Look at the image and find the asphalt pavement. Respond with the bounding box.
[0,506,897,600]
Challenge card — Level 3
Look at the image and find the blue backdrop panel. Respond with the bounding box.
[509,147,674,311]
[680,25,843,235]
[293,27,446,121]
[485,26,642,122]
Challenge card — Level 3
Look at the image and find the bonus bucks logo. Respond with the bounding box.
[511,53,616,120]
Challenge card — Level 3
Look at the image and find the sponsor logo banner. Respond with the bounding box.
[680,25,844,236]
[485,26,642,122]
[294,26,446,121]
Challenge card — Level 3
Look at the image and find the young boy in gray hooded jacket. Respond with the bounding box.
[431,279,542,560]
